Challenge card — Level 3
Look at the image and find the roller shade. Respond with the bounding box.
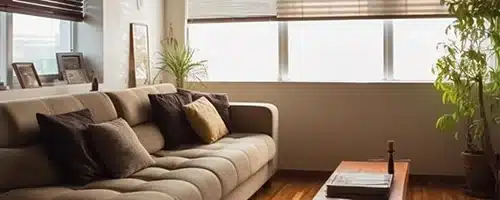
[188,0,277,23]
[0,0,84,22]
[277,0,450,20]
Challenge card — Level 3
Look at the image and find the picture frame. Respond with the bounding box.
[129,23,151,88]
[65,69,89,84]
[11,62,42,89]
[56,52,88,82]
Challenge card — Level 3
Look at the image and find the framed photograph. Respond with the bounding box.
[130,23,151,88]
[11,62,42,89]
[65,69,89,84]
[56,52,87,81]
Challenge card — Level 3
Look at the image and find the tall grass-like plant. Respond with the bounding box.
[153,24,207,88]
[433,0,500,197]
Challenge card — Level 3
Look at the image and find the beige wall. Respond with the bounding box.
[199,82,500,176]
[103,0,165,89]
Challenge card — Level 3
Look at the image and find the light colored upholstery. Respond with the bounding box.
[105,85,176,127]
[0,92,118,147]
[0,133,276,200]
[105,84,176,153]
[0,84,279,200]
[0,145,60,190]
[132,123,165,153]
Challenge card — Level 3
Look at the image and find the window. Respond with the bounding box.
[13,14,72,76]
[188,18,459,82]
[288,20,384,82]
[393,18,454,81]
[188,22,279,82]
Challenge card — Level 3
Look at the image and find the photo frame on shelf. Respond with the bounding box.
[11,62,42,89]
[56,52,90,83]
[65,69,89,84]
[129,23,151,88]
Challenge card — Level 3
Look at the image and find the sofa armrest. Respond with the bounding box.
[229,102,278,140]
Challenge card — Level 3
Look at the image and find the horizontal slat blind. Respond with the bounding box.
[277,0,450,20]
[0,0,84,21]
[188,0,277,23]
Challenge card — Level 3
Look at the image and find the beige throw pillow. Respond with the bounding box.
[183,97,229,143]
[86,118,155,178]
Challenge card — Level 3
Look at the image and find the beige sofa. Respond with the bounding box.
[0,84,278,200]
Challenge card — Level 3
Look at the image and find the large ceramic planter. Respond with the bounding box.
[462,151,495,198]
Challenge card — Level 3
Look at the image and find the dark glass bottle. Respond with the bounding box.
[388,140,395,174]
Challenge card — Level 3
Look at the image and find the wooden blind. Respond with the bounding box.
[277,0,450,20]
[188,0,277,23]
[0,0,84,22]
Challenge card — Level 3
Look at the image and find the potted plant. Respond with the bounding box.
[153,24,207,88]
[433,0,500,198]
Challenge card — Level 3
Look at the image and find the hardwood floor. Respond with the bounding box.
[252,171,487,200]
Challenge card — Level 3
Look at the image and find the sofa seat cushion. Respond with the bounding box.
[0,133,275,200]
[153,133,276,193]
[0,187,177,200]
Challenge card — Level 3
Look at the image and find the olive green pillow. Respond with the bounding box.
[183,97,229,144]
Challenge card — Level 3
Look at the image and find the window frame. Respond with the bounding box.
[188,18,468,83]
[0,12,75,87]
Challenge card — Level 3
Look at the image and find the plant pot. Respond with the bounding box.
[462,151,496,198]
[175,78,184,88]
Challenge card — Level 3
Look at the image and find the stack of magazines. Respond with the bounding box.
[326,172,393,199]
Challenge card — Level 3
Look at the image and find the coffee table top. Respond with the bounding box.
[313,161,410,200]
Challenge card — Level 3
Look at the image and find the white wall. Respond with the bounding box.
[103,0,165,89]
[74,0,104,82]
[200,82,500,176]
[1,0,166,100]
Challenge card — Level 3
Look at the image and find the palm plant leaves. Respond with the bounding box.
[154,37,208,87]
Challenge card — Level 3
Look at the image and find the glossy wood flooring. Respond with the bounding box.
[252,171,487,200]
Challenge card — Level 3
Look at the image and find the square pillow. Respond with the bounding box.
[36,109,104,185]
[177,88,231,132]
[86,118,155,178]
[148,92,201,149]
[183,97,229,144]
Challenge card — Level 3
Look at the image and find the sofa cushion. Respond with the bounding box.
[36,109,104,185]
[183,97,229,144]
[0,93,117,147]
[149,93,201,149]
[0,145,60,190]
[177,88,231,131]
[105,84,176,127]
[132,123,164,154]
[86,118,155,178]
[0,133,275,200]
[153,133,276,195]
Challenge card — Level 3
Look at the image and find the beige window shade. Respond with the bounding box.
[188,0,277,22]
[277,0,450,20]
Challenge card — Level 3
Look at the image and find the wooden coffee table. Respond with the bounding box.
[313,161,410,200]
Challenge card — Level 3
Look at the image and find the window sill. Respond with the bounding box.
[0,83,92,102]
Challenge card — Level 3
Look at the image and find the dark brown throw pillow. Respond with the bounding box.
[148,92,201,149]
[86,118,155,178]
[177,88,231,132]
[36,109,104,185]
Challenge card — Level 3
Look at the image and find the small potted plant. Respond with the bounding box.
[433,0,500,198]
[153,24,207,88]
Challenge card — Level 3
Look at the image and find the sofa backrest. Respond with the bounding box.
[0,83,176,190]
[105,84,176,152]
[0,92,118,147]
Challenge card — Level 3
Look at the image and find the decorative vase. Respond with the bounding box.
[462,151,495,198]
[91,77,99,91]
